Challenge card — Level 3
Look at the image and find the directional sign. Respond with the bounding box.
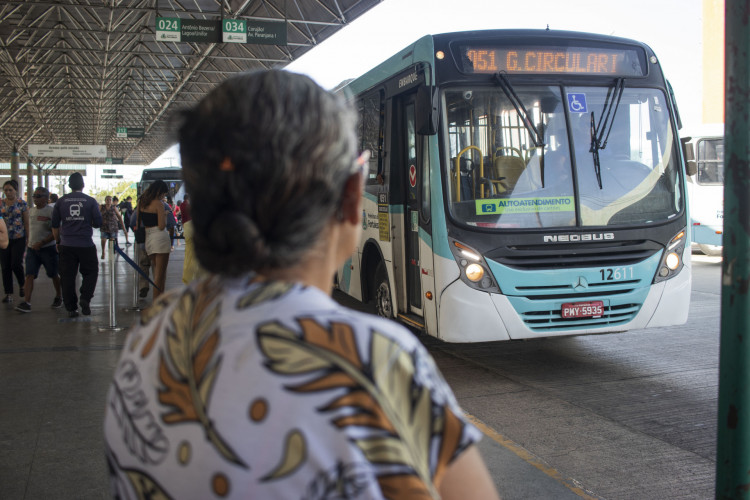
[29,144,107,158]
[223,19,247,43]
[156,17,181,42]
[156,17,286,45]
[115,127,144,138]
[246,20,287,45]
[181,19,221,43]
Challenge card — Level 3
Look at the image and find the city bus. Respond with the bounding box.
[138,167,184,202]
[335,29,692,342]
[684,130,723,256]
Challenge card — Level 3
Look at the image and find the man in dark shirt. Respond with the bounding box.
[51,172,102,317]
[117,196,134,244]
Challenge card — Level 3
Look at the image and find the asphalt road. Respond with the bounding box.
[336,252,723,499]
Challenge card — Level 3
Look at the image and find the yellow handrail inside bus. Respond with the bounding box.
[455,145,484,201]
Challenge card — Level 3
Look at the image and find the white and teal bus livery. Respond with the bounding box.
[335,30,692,342]
[684,129,723,256]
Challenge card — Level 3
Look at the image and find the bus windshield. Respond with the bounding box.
[443,84,683,229]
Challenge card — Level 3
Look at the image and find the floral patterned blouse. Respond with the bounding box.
[100,205,120,233]
[0,199,28,240]
[103,275,481,499]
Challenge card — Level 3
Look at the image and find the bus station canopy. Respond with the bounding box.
[0,0,381,166]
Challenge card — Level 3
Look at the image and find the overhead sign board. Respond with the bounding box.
[102,175,124,179]
[29,144,107,159]
[116,127,144,138]
[247,20,286,45]
[156,17,286,45]
[105,158,124,165]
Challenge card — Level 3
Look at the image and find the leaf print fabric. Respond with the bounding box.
[103,276,481,499]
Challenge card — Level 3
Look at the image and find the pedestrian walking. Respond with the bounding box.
[51,172,102,317]
[1,180,29,303]
[16,187,62,312]
[100,195,128,259]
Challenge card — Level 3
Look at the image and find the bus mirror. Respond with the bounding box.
[416,86,438,135]
[680,137,698,176]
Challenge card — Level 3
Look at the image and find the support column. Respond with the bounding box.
[25,159,33,203]
[10,147,20,190]
[716,1,750,497]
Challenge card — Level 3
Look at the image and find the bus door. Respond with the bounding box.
[403,99,423,314]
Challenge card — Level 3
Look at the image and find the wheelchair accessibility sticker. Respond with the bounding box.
[567,93,587,113]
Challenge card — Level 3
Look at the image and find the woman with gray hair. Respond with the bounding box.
[103,70,498,499]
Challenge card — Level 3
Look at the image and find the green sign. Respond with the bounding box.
[181,19,221,43]
[475,196,575,215]
[156,17,286,45]
[116,127,144,139]
[156,17,181,42]
[247,20,287,45]
[223,19,247,43]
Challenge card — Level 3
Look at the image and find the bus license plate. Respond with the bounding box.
[561,301,604,319]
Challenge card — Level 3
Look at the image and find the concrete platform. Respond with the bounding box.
[0,235,583,499]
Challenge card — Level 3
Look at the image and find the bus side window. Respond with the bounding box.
[359,90,385,186]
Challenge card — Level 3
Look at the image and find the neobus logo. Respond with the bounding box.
[399,72,418,88]
[543,233,615,243]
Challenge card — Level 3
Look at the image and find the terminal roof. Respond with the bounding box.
[0,0,381,166]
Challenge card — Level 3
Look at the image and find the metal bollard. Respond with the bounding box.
[99,239,126,332]
[123,242,143,312]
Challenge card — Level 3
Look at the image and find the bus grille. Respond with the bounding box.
[486,240,660,270]
[486,241,660,333]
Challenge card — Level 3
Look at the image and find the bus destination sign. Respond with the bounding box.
[463,46,645,76]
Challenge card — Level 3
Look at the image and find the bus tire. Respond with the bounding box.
[699,244,722,256]
[374,262,393,319]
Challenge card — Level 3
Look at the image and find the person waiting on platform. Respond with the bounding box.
[15,187,62,313]
[134,180,171,300]
[103,70,499,500]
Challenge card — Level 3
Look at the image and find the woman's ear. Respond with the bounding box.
[338,171,364,225]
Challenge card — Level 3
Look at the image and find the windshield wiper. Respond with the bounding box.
[590,78,625,189]
[495,73,546,186]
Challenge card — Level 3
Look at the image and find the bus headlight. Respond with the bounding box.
[665,252,680,270]
[449,238,500,293]
[653,229,686,283]
[465,263,484,282]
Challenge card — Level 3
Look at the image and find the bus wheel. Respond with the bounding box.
[374,262,393,319]
[699,244,722,256]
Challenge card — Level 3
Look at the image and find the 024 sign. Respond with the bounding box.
[156,17,181,42]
